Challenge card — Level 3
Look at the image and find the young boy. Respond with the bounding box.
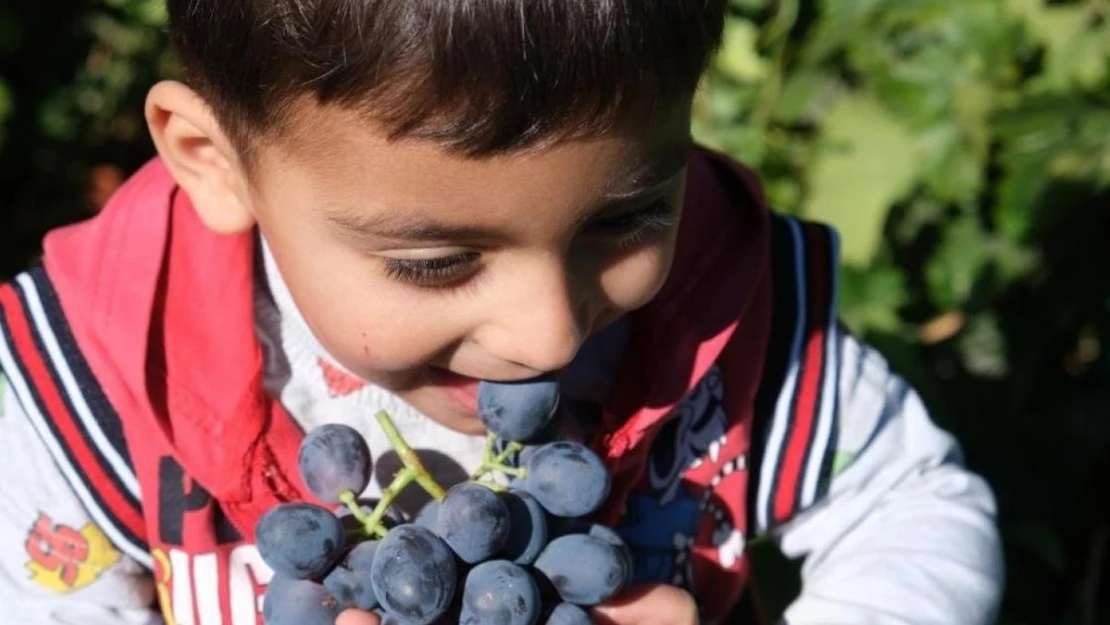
[0,1,1003,624]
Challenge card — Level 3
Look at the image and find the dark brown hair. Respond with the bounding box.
[168,0,728,158]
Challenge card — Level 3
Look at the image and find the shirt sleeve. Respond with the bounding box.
[768,332,1004,625]
[0,371,162,625]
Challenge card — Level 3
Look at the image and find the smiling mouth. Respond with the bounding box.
[427,366,482,412]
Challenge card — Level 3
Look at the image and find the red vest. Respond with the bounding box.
[0,147,840,625]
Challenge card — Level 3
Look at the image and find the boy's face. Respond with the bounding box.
[238,102,692,434]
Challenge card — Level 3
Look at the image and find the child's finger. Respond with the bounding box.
[336,608,381,625]
[592,583,699,625]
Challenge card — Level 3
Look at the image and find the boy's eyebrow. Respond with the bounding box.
[324,210,500,242]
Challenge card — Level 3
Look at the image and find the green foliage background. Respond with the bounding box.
[1,1,1109,623]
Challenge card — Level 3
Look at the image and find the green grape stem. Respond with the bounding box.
[339,490,387,539]
[493,442,524,465]
[339,490,371,524]
[470,437,527,482]
[341,410,532,540]
[364,465,417,533]
[375,410,447,502]
[481,432,498,467]
[325,410,451,540]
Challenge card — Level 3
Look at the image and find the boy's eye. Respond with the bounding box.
[586,199,680,248]
[382,252,481,288]
[379,200,678,289]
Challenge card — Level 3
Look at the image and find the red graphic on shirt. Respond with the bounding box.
[23,512,120,592]
[25,514,87,586]
[318,357,367,397]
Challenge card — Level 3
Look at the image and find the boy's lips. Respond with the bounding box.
[429,367,480,413]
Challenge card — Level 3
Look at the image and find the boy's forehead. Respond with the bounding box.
[263,100,693,202]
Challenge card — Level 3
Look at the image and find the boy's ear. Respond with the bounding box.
[145,80,256,235]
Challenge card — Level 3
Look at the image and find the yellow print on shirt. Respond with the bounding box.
[24,511,121,593]
[152,548,180,625]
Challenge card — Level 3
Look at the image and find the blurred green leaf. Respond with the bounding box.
[994,160,1047,241]
[764,178,803,214]
[925,214,989,308]
[1006,0,1108,91]
[917,122,984,205]
[839,265,909,335]
[717,18,769,83]
[0,80,11,121]
[773,70,840,124]
[959,312,1008,378]
[994,94,1110,238]
[730,0,771,12]
[803,92,920,265]
[129,0,168,27]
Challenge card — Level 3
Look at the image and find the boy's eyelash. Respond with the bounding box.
[382,252,481,288]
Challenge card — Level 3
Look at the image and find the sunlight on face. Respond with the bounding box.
[246,101,693,433]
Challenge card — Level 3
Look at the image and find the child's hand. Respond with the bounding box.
[333,583,698,625]
[593,584,699,625]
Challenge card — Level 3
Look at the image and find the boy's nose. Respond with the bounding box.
[480,266,592,374]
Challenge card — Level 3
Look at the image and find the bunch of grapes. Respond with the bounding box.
[257,375,631,625]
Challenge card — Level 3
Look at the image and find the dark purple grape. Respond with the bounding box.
[460,560,541,625]
[478,375,560,442]
[586,524,633,577]
[323,540,380,610]
[371,525,458,625]
[256,503,345,580]
[518,444,540,466]
[545,514,580,541]
[501,490,548,565]
[436,483,511,564]
[299,424,373,503]
[262,576,342,625]
[534,534,629,606]
[521,442,611,517]
[523,416,564,445]
[544,602,592,625]
[415,500,440,529]
[378,612,454,625]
